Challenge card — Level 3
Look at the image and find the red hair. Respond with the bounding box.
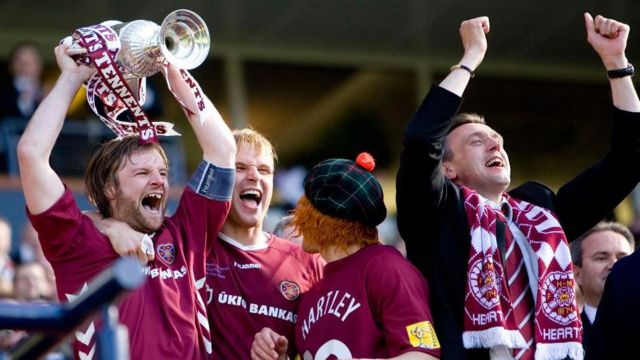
[292,196,379,252]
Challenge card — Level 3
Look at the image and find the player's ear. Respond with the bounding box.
[105,181,116,200]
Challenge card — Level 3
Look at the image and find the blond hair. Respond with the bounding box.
[232,128,278,163]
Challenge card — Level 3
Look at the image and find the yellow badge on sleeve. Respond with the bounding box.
[406,321,440,349]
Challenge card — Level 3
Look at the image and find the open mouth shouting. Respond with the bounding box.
[142,193,164,213]
[239,189,263,209]
[485,156,505,168]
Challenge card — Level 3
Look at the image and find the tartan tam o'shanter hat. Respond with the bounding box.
[303,152,387,227]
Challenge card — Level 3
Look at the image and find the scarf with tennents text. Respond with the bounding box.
[461,187,583,360]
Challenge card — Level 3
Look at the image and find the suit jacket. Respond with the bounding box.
[585,249,640,359]
[0,77,41,120]
[396,85,640,360]
[581,309,593,351]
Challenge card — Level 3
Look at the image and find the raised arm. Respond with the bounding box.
[17,45,94,215]
[398,17,489,216]
[397,18,486,269]
[554,14,640,240]
[439,17,489,96]
[585,13,640,112]
[163,64,236,167]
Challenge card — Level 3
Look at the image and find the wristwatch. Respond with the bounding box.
[607,64,634,79]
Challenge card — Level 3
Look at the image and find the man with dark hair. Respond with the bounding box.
[397,14,640,360]
[570,222,635,322]
[570,221,633,346]
[252,154,440,360]
[17,44,236,359]
[587,245,640,359]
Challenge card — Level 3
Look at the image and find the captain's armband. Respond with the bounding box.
[188,161,235,201]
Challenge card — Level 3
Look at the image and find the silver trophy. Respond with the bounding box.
[64,9,210,78]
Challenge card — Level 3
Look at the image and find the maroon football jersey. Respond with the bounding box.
[205,233,324,359]
[294,244,441,359]
[28,186,230,360]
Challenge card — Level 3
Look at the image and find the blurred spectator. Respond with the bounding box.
[273,214,302,245]
[377,216,407,257]
[570,221,634,347]
[275,165,306,210]
[16,222,56,298]
[0,218,14,298]
[14,262,55,302]
[0,42,43,121]
[17,222,43,264]
[0,262,68,359]
[0,43,44,173]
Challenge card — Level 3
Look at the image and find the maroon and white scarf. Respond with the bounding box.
[461,187,583,360]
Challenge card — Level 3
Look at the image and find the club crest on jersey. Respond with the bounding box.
[157,243,176,265]
[540,271,577,325]
[279,280,301,301]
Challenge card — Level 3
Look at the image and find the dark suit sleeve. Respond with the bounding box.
[553,108,640,241]
[396,85,462,271]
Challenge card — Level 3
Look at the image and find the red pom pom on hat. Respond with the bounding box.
[356,152,375,172]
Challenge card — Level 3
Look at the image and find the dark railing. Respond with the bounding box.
[0,257,145,360]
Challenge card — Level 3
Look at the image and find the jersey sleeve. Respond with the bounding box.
[27,186,118,300]
[27,186,112,263]
[366,247,441,357]
[172,161,234,257]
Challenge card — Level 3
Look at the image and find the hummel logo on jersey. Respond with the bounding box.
[233,261,261,269]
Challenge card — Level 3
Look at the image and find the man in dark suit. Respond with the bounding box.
[397,14,640,360]
[584,231,639,359]
[570,222,634,348]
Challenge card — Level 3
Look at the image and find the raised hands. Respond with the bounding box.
[440,16,490,96]
[584,13,629,70]
[54,44,95,83]
[459,16,490,70]
[585,13,640,111]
